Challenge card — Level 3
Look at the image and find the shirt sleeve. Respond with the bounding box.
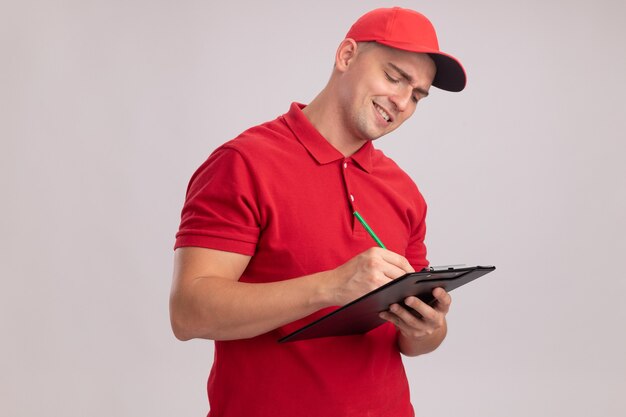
[174,146,260,256]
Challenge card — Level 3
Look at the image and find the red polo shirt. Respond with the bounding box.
[176,103,428,417]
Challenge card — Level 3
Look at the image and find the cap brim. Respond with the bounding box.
[428,53,466,92]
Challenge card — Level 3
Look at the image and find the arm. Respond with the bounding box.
[169,246,414,341]
[379,287,452,357]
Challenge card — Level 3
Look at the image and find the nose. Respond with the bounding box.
[390,87,413,112]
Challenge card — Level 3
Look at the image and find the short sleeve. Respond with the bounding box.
[174,146,260,255]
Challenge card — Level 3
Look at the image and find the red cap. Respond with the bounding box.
[346,7,466,92]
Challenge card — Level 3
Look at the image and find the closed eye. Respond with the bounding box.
[384,72,400,84]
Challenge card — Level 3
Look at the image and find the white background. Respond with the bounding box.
[2,0,625,415]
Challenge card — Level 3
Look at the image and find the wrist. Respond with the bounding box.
[308,269,341,309]
[398,320,447,357]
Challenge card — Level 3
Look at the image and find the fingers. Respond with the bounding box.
[431,287,452,313]
[363,247,414,277]
[379,304,431,338]
[399,298,439,325]
[334,247,416,305]
[404,289,451,316]
[382,303,423,327]
[377,248,415,274]
[379,288,452,336]
[380,261,409,280]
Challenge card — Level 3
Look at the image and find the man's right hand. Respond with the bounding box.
[326,247,415,306]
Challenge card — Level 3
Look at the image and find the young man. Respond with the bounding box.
[170,7,466,417]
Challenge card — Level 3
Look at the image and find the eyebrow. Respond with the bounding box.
[388,62,430,98]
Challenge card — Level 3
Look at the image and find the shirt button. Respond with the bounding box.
[350,194,355,202]
[343,162,348,169]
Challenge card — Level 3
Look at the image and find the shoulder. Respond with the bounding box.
[192,114,302,184]
[220,115,298,161]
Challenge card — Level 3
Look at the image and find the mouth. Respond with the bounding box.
[373,102,392,124]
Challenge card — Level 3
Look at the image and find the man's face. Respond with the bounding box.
[337,43,436,142]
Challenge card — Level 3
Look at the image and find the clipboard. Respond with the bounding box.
[278,265,495,343]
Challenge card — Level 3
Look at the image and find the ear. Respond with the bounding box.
[334,38,359,72]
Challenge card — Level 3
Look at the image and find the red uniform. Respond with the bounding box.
[176,103,429,417]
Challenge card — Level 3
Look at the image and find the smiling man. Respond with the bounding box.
[170,7,466,417]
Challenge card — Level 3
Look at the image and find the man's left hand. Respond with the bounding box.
[379,287,451,356]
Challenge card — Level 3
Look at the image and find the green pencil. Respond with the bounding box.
[353,211,386,249]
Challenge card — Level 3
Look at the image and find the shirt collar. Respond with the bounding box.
[282,102,373,173]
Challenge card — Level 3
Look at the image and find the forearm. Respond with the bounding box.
[170,270,335,341]
[397,319,447,357]
[170,246,415,342]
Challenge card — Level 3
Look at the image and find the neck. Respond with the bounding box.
[302,88,367,157]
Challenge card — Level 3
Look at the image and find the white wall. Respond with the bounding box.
[2,0,625,415]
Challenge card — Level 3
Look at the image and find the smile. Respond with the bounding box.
[373,102,391,123]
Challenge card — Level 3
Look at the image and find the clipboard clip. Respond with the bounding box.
[427,264,467,272]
